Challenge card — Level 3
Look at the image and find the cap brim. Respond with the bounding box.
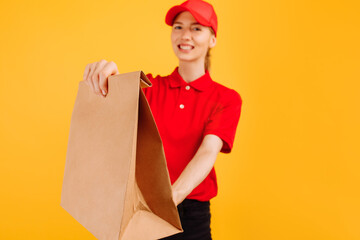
[165,6,187,26]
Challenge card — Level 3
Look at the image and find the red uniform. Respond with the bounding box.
[142,66,242,201]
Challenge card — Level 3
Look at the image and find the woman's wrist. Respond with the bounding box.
[172,185,187,206]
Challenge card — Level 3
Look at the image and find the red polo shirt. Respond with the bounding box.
[142,66,242,201]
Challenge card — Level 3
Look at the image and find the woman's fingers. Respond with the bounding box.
[83,63,94,92]
[83,59,119,97]
[86,62,97,93]
[98,61,119,96]
[92,60,107,96]
[83,63,91,84]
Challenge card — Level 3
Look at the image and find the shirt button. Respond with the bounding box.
[185,85,190,90]
[179,104,185,109]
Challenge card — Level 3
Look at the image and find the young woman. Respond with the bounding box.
[83,0,242,239]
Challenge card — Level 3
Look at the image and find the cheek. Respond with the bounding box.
[194,37,209,49]
[171,31,179,40]
[171,35,178,47]
[170,36,179,52]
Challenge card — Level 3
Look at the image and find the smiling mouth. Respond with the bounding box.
[178,44,194,50]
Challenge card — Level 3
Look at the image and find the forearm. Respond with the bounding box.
[172,145,219,205]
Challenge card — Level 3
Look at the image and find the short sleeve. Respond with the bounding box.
[203,90,242,153]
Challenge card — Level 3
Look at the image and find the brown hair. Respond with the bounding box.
[205,27,216,71]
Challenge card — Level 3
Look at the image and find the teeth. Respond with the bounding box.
[179,45,192,50]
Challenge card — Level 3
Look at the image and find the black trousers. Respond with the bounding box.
[159,199,212,240]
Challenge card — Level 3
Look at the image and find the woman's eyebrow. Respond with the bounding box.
[173,21,201,25]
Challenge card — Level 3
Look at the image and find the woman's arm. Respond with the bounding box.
[171,134,223,205]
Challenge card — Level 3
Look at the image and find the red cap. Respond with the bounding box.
[165,0,218,36]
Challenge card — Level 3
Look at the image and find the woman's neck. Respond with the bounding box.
[178,61,206,83]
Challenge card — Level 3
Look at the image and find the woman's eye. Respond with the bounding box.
[174,26,181,29]
[193,27,201,31]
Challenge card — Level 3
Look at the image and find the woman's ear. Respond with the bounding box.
[209,34,217,49]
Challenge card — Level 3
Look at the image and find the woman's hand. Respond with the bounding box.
[83,59,119,97]
[172,186,186,206]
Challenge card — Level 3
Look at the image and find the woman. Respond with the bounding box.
[83,0,242,239]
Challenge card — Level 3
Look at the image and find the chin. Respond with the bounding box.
[175,53,199,62]
[177,56,195,62]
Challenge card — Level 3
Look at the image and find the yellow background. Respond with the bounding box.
[1,0,359,239]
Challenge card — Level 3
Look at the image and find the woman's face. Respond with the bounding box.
[171,11,216,64]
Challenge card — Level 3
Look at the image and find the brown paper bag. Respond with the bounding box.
[60,71,183,240]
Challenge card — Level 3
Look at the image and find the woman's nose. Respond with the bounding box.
[181,28,192,40]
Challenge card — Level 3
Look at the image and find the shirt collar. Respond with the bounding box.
[169,66,213,91]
